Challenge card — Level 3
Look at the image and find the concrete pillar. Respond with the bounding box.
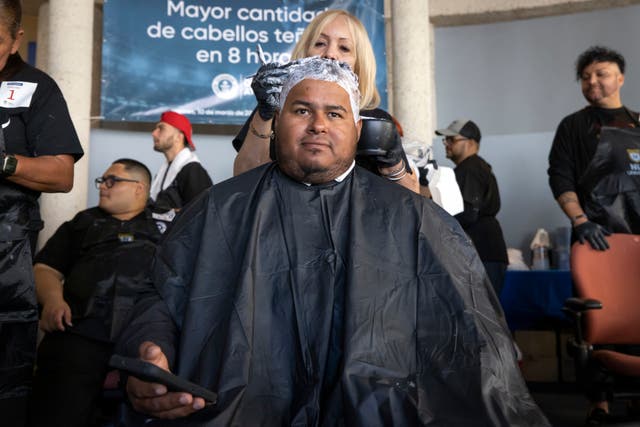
[35,2,48,70]
[37,0,93,246]
[390,0,435,157]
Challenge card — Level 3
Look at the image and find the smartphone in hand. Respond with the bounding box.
[109,354,217,403]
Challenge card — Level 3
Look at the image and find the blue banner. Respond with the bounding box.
[101,0,387,125]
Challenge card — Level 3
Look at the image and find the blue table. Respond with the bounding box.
[499,269,573,331]
[499,269,575,382]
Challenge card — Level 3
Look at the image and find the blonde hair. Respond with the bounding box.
[291,9,380,110]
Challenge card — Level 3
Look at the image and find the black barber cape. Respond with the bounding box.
[119,163,548,426]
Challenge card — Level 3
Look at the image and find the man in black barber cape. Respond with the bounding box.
[118,57,548,427]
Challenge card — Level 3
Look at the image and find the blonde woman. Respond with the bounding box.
[233,9,418,192]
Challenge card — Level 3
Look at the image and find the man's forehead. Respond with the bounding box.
[157,121,181,130]
[104,163,128,177]
[294,78,345,90]
[288,79,350,105]
[586,61,621,72]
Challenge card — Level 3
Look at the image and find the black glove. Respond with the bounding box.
[417,160,437,186]
[574,220,611,251]
[251,62,292,121]
[373,132,412,174]
[417,166,429,186]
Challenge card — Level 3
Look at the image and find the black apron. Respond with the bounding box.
[63,211,161,343]
[0,111,43,400]
[579,125,640,234]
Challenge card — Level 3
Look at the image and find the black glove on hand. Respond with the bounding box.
[418,160,438,186]
[251,62,292,121]
[574,220,611,251]
[375,132,412,174]
[417,166,429,186]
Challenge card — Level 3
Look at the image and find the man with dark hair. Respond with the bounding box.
[436,119,508,296]
[0,1,84,423]
[575,46,626,80]
[150,111,212,211]
[117,58,548,426]
[28,159,167,427]
[548,46,639,252]
[548,46,640,423]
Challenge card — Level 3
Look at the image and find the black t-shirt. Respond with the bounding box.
[548,105,639,201]
[153,161,213,211]
[35,207,162,341]
[454,154,508,263]
[0,54,83,200]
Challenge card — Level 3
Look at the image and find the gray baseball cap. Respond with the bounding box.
[435,119,481,143]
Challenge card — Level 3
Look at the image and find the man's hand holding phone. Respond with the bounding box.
[124,341,207,419]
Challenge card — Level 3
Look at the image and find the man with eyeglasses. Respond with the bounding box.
[436,119,508,296]
[28,159,166,427]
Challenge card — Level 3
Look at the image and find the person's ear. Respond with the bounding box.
[268,111,278,161]
[619,72,625,88]
[177,131,187,147]
[10,29,24,55]
[135,181,145,197]
[354,118,362,146]
[272,111,280,136]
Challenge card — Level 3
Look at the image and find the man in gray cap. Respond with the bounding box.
[436,119,508,296]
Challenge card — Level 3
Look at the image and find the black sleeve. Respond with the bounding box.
[25,72,84,160]
[34,219,75,275]
[232,108,258,152]
[115,277,178,364]
[548,116,578,199]
[454,164,483,228]
[176,162,213,205]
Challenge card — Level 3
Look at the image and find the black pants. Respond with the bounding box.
[483,261,507,297]
[0,396,28,427]
[28,332,114,427]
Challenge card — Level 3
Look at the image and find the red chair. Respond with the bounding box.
[563,234,640,408]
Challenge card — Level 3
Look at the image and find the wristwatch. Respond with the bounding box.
[1,154,17,176]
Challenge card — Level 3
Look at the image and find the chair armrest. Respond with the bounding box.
[563,297,602,313]
[562,297,603,346]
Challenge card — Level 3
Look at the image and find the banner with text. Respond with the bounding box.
[101,0,387,125]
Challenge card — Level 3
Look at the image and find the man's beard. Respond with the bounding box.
[279,155,353,184]
[153,140,169,153]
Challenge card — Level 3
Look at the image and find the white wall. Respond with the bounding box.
[433,4,640,252]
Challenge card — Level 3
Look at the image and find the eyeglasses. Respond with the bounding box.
[442,137,468,145]
[95,175,139,189]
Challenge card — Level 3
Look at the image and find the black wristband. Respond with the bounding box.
[1,154,17,176]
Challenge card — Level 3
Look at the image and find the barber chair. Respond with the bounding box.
[563,234,640,415]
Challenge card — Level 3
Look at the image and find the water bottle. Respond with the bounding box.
[531,246,550,270]
[552,227,571,270]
